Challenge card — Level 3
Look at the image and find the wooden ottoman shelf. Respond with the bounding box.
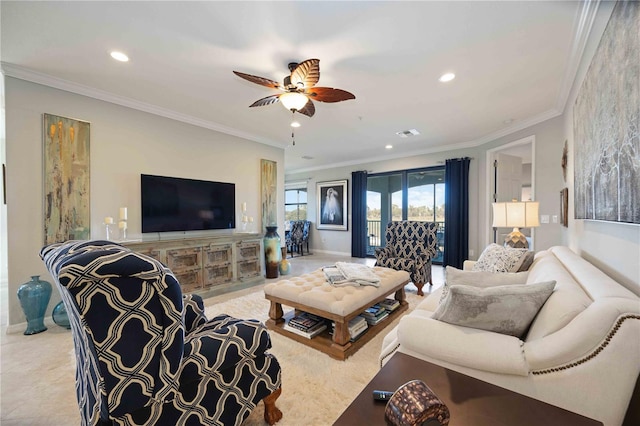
[264,267,410,360]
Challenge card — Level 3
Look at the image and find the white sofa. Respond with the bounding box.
[380,246,640,426]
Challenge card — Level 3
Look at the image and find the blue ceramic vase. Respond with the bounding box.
[279,257,291,275]
[264,226,282,279]
[17,275,52,335]
[52,301,71,329]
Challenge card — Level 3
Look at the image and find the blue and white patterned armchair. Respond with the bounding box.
[374,221,438,296]
[40,240,282,426]
[285,220,311,257]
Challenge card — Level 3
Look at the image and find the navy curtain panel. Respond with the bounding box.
[351,170,368,257]
[444,158,471,268]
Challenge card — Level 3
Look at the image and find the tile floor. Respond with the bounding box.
[0,252,443,425]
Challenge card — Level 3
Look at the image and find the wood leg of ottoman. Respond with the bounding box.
[268,301,284,323]
[332,319,351,347]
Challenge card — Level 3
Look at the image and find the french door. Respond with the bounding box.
[366,167,445,263]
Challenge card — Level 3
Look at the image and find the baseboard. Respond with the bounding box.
[312,249,352,257]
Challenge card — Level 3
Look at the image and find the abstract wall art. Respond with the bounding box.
[260,159,277,231]
[43,113,91,244]
[573,0,639,224]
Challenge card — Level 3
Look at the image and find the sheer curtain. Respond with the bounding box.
[444,158,471,268]
[351,170,368,257]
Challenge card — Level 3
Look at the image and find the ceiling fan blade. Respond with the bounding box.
[297,100,315,117]
[249,95,281,108]
[306,87,356,103]
[233,71,282,89]
[290,59,320,89]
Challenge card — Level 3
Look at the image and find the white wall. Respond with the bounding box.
[0,73,8,326]
[4,77,284,326]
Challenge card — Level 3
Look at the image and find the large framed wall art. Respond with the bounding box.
[43,113,91,244]
[317,179,348,231]
[573,1,639,224]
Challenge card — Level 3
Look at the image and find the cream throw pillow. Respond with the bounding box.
[472,243,530,273]
[432,281,556,338]
[439,266,529,304]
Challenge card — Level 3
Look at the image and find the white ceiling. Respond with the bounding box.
[1,1,594,173]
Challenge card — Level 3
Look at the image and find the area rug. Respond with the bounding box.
[204,287,423,425]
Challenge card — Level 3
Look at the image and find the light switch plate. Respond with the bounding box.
[552,215,559,223]
[541,215,550,224]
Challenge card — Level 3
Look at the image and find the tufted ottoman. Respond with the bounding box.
[264,266,410,360]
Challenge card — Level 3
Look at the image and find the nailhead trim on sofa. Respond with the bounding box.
[532,314,640,375]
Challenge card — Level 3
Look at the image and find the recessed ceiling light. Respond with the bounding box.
[385,145,393,149]
[110,51,129,62]
[503,118,514,125]
[439,72,455,82]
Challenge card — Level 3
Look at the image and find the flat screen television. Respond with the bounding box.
[141,174,235,233]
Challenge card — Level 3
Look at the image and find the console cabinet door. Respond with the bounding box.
[203,244,233,287]
[167,248,203,293]
[236,240,261,279]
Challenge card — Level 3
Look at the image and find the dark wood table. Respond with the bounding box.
[333,352,602,426]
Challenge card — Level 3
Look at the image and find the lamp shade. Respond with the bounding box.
[280,92,309,111]
[492,201,540,228]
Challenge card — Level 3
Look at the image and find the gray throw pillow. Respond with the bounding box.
[432,281,556,338]
[472,243,530,273]
[439,266,529,304]
[517,251,535,272]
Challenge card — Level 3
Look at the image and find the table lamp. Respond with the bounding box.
[492,201,540,248]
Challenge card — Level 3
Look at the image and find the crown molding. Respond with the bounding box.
[1,62,284,149]
[554,0,601,112]
[287,107,562,175]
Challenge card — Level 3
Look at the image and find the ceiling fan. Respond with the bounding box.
[233,59,355,118]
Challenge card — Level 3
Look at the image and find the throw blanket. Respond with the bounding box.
[323,263,381,287]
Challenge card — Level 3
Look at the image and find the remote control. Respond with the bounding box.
[372,390,395,401]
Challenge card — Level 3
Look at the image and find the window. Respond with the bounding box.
[366,167,445,263]
[285,188,307,221]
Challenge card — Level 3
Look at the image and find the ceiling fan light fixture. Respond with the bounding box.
[280,92,308,111]
[290,120,301,128]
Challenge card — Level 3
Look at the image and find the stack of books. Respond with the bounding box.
[331,315,369,342]
[361,303,389,325]
[379,298,400,312]
[284,312,327,339]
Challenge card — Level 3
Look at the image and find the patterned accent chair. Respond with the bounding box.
[374,221,438,296]
[40,240,282,426]
[286,220,311,257]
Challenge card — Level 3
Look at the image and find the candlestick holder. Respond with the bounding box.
[240,203,249,232]
[104,217,114,240]
[118,207,128,240]
[119,220,128,240]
